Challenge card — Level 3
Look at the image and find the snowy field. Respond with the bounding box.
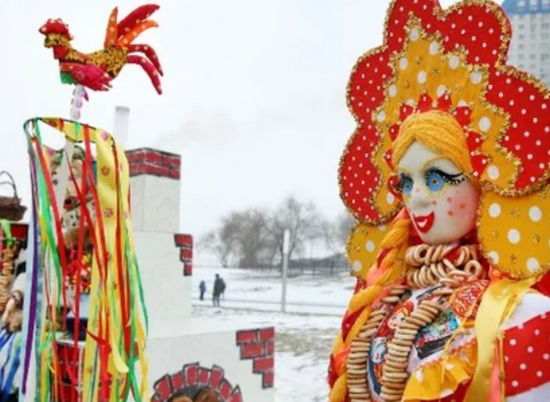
[191,267,355,402]
[192,266,353,315]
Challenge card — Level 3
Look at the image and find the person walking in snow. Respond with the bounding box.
[199,280,206,301]
[212,274,223,307]
[220,278,226,300]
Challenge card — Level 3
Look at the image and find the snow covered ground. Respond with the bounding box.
[192,266,353,315]
[191,267,355,402]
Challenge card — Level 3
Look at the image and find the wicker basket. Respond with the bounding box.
[0,171,27,222]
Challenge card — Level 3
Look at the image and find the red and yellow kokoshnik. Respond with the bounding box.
[330,0,550,401]
[26,118,149,402]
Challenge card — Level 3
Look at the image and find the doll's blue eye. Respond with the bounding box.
[424,168,466,191]
[399,175,413,195]
[425,170,446,192]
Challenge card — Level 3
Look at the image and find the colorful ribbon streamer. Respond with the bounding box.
[22,117,149,402]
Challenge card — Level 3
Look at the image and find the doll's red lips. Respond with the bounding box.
[413,212,435,233]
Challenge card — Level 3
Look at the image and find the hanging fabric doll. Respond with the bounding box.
[49,146,95,298]
[0,222,28,400]
[1,244,26,333]
[328,1,550,401]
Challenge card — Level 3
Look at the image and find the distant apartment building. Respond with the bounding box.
[503,0,550,87]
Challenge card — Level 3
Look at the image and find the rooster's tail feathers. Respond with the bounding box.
[127,54,162,95]
[104,7,119,48]
[117,20,158,47]
[116,4,160,40]
[127,44,163,76]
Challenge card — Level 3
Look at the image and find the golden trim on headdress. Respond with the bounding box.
[339,0,550,280]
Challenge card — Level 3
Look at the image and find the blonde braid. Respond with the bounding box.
[329,211,412,402]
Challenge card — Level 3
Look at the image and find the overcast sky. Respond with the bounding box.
[0,0,499,240]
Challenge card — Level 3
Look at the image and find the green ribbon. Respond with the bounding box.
[0,220,13,248]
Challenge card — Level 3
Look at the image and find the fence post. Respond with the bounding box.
[281,229,290,313]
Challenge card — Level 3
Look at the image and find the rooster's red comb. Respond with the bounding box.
[39,18,71,39]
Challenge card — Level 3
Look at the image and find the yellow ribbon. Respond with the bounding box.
[34,118,149,402]
[464,277,536,402]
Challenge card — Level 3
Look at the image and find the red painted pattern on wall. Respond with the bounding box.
[236,328,275,389]
[174,233,193,276]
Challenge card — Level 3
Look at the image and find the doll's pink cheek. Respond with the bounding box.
[447,201,464,217]
[452,191,476,211]
[446,189,477,219]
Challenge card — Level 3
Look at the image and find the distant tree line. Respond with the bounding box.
[197,196,355,269]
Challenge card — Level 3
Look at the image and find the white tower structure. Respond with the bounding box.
[123,109,276,402]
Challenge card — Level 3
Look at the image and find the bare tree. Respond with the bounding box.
[318,219,341,255]
[221,209,271,268]
[197,230,233,268]
[336,210,356,246]
[318,210,356,254]
[198,197,336,269]
[266,196,323,264]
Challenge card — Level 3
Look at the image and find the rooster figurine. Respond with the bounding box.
[39,4,163,95]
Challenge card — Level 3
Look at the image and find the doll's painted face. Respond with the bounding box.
[387,301,413,330]
[388,310,407,330]
[50,151,85,208]
[396,142,479,245]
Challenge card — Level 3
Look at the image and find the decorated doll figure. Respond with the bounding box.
[0,174,28,334]
[0,244,26,399]
[1,244,27,333]
[386,301,413,332]
[49,146,95,244]
[49,146,95,297]
[44,145,97,344]
[328,0,550,401]
[0,221,29,399]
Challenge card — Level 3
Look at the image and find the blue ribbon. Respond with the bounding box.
[0,331,21,401]
[2,344,21,402]
[0,333,16,391]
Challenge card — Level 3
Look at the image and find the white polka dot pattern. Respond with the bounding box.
[504,310,550,395]
[348,223,389,279]
[479,190,550,279]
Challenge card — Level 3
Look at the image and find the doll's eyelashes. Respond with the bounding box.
[424,168,466,192]
[397,169,465,195]
[397,173,413,195]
